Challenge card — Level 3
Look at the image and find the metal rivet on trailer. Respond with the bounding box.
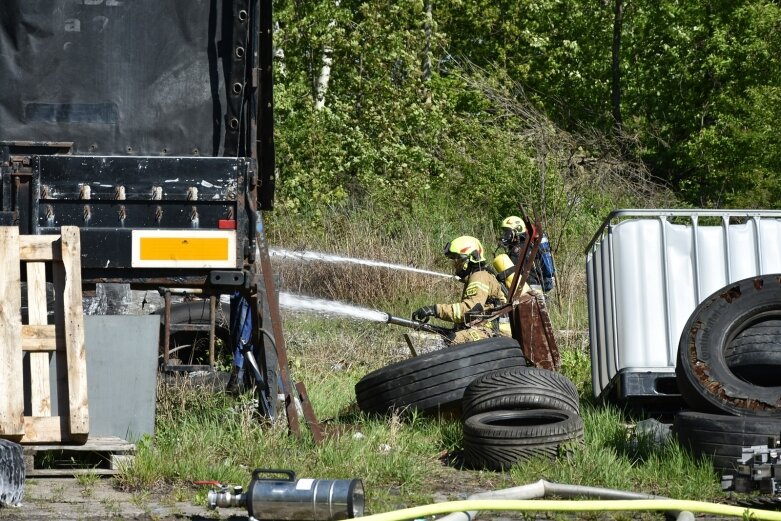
[235,46,245,59]
[151,186,163,200]
[232,82,243,95]
[229,118,239,130]
[238,10,248,21]
[115,185,126,200]
[79,185,91,200]
[187,187,198,201]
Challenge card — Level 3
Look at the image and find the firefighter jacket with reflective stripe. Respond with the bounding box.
[435,269,507,324]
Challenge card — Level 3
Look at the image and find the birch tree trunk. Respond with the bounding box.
[315,3,339,111]
[423,0,432,105]
[274,21,286,78]
[611,0,623,129]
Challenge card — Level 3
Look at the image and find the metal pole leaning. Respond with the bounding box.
[254,213,301,438]
[255,211,323,442]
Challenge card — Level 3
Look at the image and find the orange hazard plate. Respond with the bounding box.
[131,230,237,268]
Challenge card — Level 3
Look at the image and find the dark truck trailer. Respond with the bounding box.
[0,0,275,287]
[0,0,282,417]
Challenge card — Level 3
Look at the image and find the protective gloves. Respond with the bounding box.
[411,305,437,323]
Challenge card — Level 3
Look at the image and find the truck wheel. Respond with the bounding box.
[675,274,781,417]
[463,409,584,471]
[355,337,526,415]
[158,300,231,369]
[0,439,24,507]
[673,410,781,475]
[461,366,579,420]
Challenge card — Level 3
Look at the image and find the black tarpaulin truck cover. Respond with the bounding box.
[0,0,237,157]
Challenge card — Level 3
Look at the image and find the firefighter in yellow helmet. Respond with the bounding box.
[411,235,511,344]
[498,215,556,293]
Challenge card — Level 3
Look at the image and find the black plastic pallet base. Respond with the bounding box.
[600,370,686,417]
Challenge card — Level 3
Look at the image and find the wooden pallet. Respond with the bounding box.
[22,437,135,477]
[0,226,88,443]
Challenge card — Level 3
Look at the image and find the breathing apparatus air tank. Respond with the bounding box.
[493,254,530,297]
[493,253,516,289]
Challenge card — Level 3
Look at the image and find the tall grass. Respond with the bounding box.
[267,202,593,333]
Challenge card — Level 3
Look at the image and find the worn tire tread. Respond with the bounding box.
[355,337,526,415]
[461,367,579,419]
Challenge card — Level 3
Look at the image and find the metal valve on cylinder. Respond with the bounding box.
[207,468,364,521]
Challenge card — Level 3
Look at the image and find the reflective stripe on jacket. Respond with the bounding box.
[435,270,506,324]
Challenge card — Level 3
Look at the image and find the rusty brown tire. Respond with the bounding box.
[461,367,579,419]
[463,409,584,471]
[673,410,781,475]
[0,439,24,507]
[355,337,526,415]
[675,274,781,417]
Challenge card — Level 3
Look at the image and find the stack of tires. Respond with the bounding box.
[460,366,583,471]
[674,274,781,476]
[355,337,527,415]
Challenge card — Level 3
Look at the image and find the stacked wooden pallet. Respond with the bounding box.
[0,226,138,475]
[0,226,88,444]
[22,437,136,477]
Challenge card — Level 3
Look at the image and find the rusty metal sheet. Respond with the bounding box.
[511,291,561,371]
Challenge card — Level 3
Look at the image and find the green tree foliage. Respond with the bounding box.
[274,0,451,218]
[619,1,781,207]
[435,0,781,209]
[674,3,781,207]
[271,0,781,242]
[437,0,614,127]
[272,0,663,239]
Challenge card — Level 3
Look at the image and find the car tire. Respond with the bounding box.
[0,439,24,507]
[463,409,584,471]
[461,366,579,420]
[675,274,781,417]
[355,337,526,415]
[673,410,781,475]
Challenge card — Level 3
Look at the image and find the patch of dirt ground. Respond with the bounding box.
[2,463,708,521]
[0,478,237,521]
[1,463,523,521]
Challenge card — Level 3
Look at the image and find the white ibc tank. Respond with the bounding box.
[586,210,781,399]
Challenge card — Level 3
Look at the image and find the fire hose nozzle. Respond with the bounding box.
[385,314,422,328]
[384,313,450,337]
[207,486,246,509]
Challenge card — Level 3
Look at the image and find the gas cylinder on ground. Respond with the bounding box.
[207,469,364,521]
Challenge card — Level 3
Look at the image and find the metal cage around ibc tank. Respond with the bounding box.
[585,209,781,410]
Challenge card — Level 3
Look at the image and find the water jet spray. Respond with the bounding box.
[270,248,458,280]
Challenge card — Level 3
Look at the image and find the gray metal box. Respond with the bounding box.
[40,315,159,442]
